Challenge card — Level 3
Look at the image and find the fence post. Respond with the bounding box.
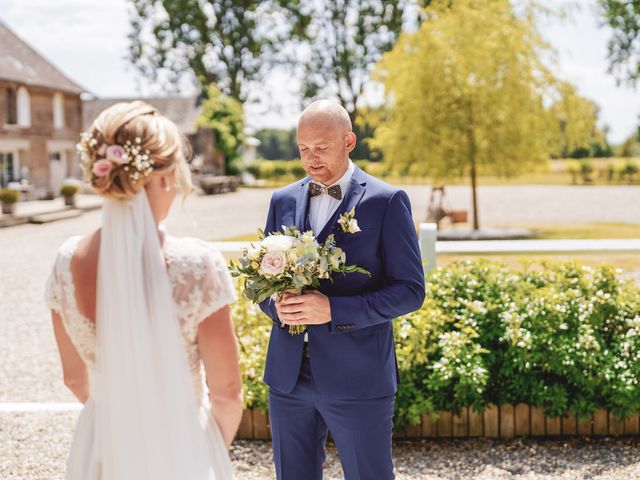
[419,223,438,272]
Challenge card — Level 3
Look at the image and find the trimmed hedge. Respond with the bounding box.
[234,259,640,428]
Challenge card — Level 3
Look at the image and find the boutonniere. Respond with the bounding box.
[338,207,361,234]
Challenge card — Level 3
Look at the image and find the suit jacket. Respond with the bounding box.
[259,166,425,399]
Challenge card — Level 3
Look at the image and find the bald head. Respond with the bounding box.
[298,100,352,136]
[296,100,357,185]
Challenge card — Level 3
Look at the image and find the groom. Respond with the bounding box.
[259,100,425,480]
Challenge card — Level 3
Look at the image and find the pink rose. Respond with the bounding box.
[105,145,127,164]
[92,159,112,178]
[260,251,286,277]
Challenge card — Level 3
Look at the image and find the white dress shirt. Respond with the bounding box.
[304,160,355,342]
[308,160,355,235]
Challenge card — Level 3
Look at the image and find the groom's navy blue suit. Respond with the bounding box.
[259,166,425,480]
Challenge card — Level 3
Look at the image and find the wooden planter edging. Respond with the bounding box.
[236,404,640,440]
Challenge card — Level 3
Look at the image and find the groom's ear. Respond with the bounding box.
[345,131,357,153]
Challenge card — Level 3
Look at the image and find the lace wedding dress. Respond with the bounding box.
[45,232,237,479]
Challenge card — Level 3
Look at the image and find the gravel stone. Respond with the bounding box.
[2,187,640,478]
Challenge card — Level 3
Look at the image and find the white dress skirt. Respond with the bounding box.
[45,235,238,479]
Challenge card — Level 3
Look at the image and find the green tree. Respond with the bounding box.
[128,0,310,101]
[300,0,412,123]
[255,129,299,160]
[366,0,554,230]
[599,0,640,86]
[299,0,428,161]
[197,85,244,174]
[619,134,640,157]
[547,82,607,158]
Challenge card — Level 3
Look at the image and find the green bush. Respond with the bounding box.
[0,188,19,204]
[565,159,580,184]
[232,283,271,412]
[394,259,640,427]
[256,160,306,180]
[234,259,640,425]
[579,159,595,183]
[60,184,79,197]
[620,159,639,183]
[243,162,261,179]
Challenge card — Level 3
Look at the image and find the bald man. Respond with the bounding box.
[259,100,425,480]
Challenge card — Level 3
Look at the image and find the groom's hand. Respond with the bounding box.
[275,290,331,326]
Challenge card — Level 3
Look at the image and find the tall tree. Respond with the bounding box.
[128,0,310,102]
[365,0,555,230]
[599,0,640,86]
[299,0,417,124]
[256,129,299,160]
[197,85,245,174]
[548,82,607,158]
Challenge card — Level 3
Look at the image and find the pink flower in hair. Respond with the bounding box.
[96,144,107,156]
[105,145,128,164]
[92,159,112,178]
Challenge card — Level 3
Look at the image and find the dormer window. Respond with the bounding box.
[5,87,17,125]
[17,87,31,128]
[53,92,65,129]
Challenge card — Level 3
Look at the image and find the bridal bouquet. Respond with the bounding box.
[229,226,369,335]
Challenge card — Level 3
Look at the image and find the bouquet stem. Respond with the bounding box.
[277,289,307,335]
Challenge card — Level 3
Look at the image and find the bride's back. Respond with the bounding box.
[45,101,241,480]
[70,232,99,324]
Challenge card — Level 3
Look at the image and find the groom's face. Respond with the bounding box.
[297,121,354,185]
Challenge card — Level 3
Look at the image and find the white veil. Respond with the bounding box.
[95,190,217,479]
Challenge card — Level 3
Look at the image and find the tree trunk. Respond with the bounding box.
[468,128,480,230]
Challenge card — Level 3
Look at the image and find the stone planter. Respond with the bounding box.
[1,202,16,215]
[64,195,76,207]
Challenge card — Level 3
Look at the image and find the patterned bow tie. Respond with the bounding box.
[309,182,342,200]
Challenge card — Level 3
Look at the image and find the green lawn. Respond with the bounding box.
[437,253,640,272]
[220,222,640,272]
[222,222,640,242]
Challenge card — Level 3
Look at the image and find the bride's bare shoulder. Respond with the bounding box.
[69,231,100,264]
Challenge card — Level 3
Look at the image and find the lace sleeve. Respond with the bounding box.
[44,256,63,314]
[197,245,237,323]
[171,239,238,342]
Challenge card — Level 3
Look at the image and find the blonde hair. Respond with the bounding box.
[82,101,192,200]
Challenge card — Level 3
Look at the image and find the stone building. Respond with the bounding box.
[0,20,85,196]
[83,97,225,175]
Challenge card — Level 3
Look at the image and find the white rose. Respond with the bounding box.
[261,234,296,252]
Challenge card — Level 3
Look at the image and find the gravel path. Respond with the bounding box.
[2,184,640,478]
[1,411,639,479]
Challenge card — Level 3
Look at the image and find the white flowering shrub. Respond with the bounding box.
[393,259,640,428]
[233,260,640,427]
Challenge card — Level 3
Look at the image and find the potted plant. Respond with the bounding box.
[0,188,20,215]
[60,183,79,207]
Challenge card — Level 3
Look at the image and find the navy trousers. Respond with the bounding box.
[268,356,395,480]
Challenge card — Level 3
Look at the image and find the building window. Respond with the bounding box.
[17,87,31,128]
[53,92,65,130]
[5,88,17,125]
[0,152,16,187]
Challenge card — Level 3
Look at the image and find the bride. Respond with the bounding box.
[44,101,242,479]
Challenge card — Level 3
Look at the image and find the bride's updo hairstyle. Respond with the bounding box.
[77,101,192,200]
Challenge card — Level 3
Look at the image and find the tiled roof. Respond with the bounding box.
[83,96,202,134]
[0,19,85,94]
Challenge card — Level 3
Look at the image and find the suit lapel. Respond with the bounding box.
[316,167,367,244]
[295,177,312,232]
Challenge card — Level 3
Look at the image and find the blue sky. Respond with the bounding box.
[0,0,637,143]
